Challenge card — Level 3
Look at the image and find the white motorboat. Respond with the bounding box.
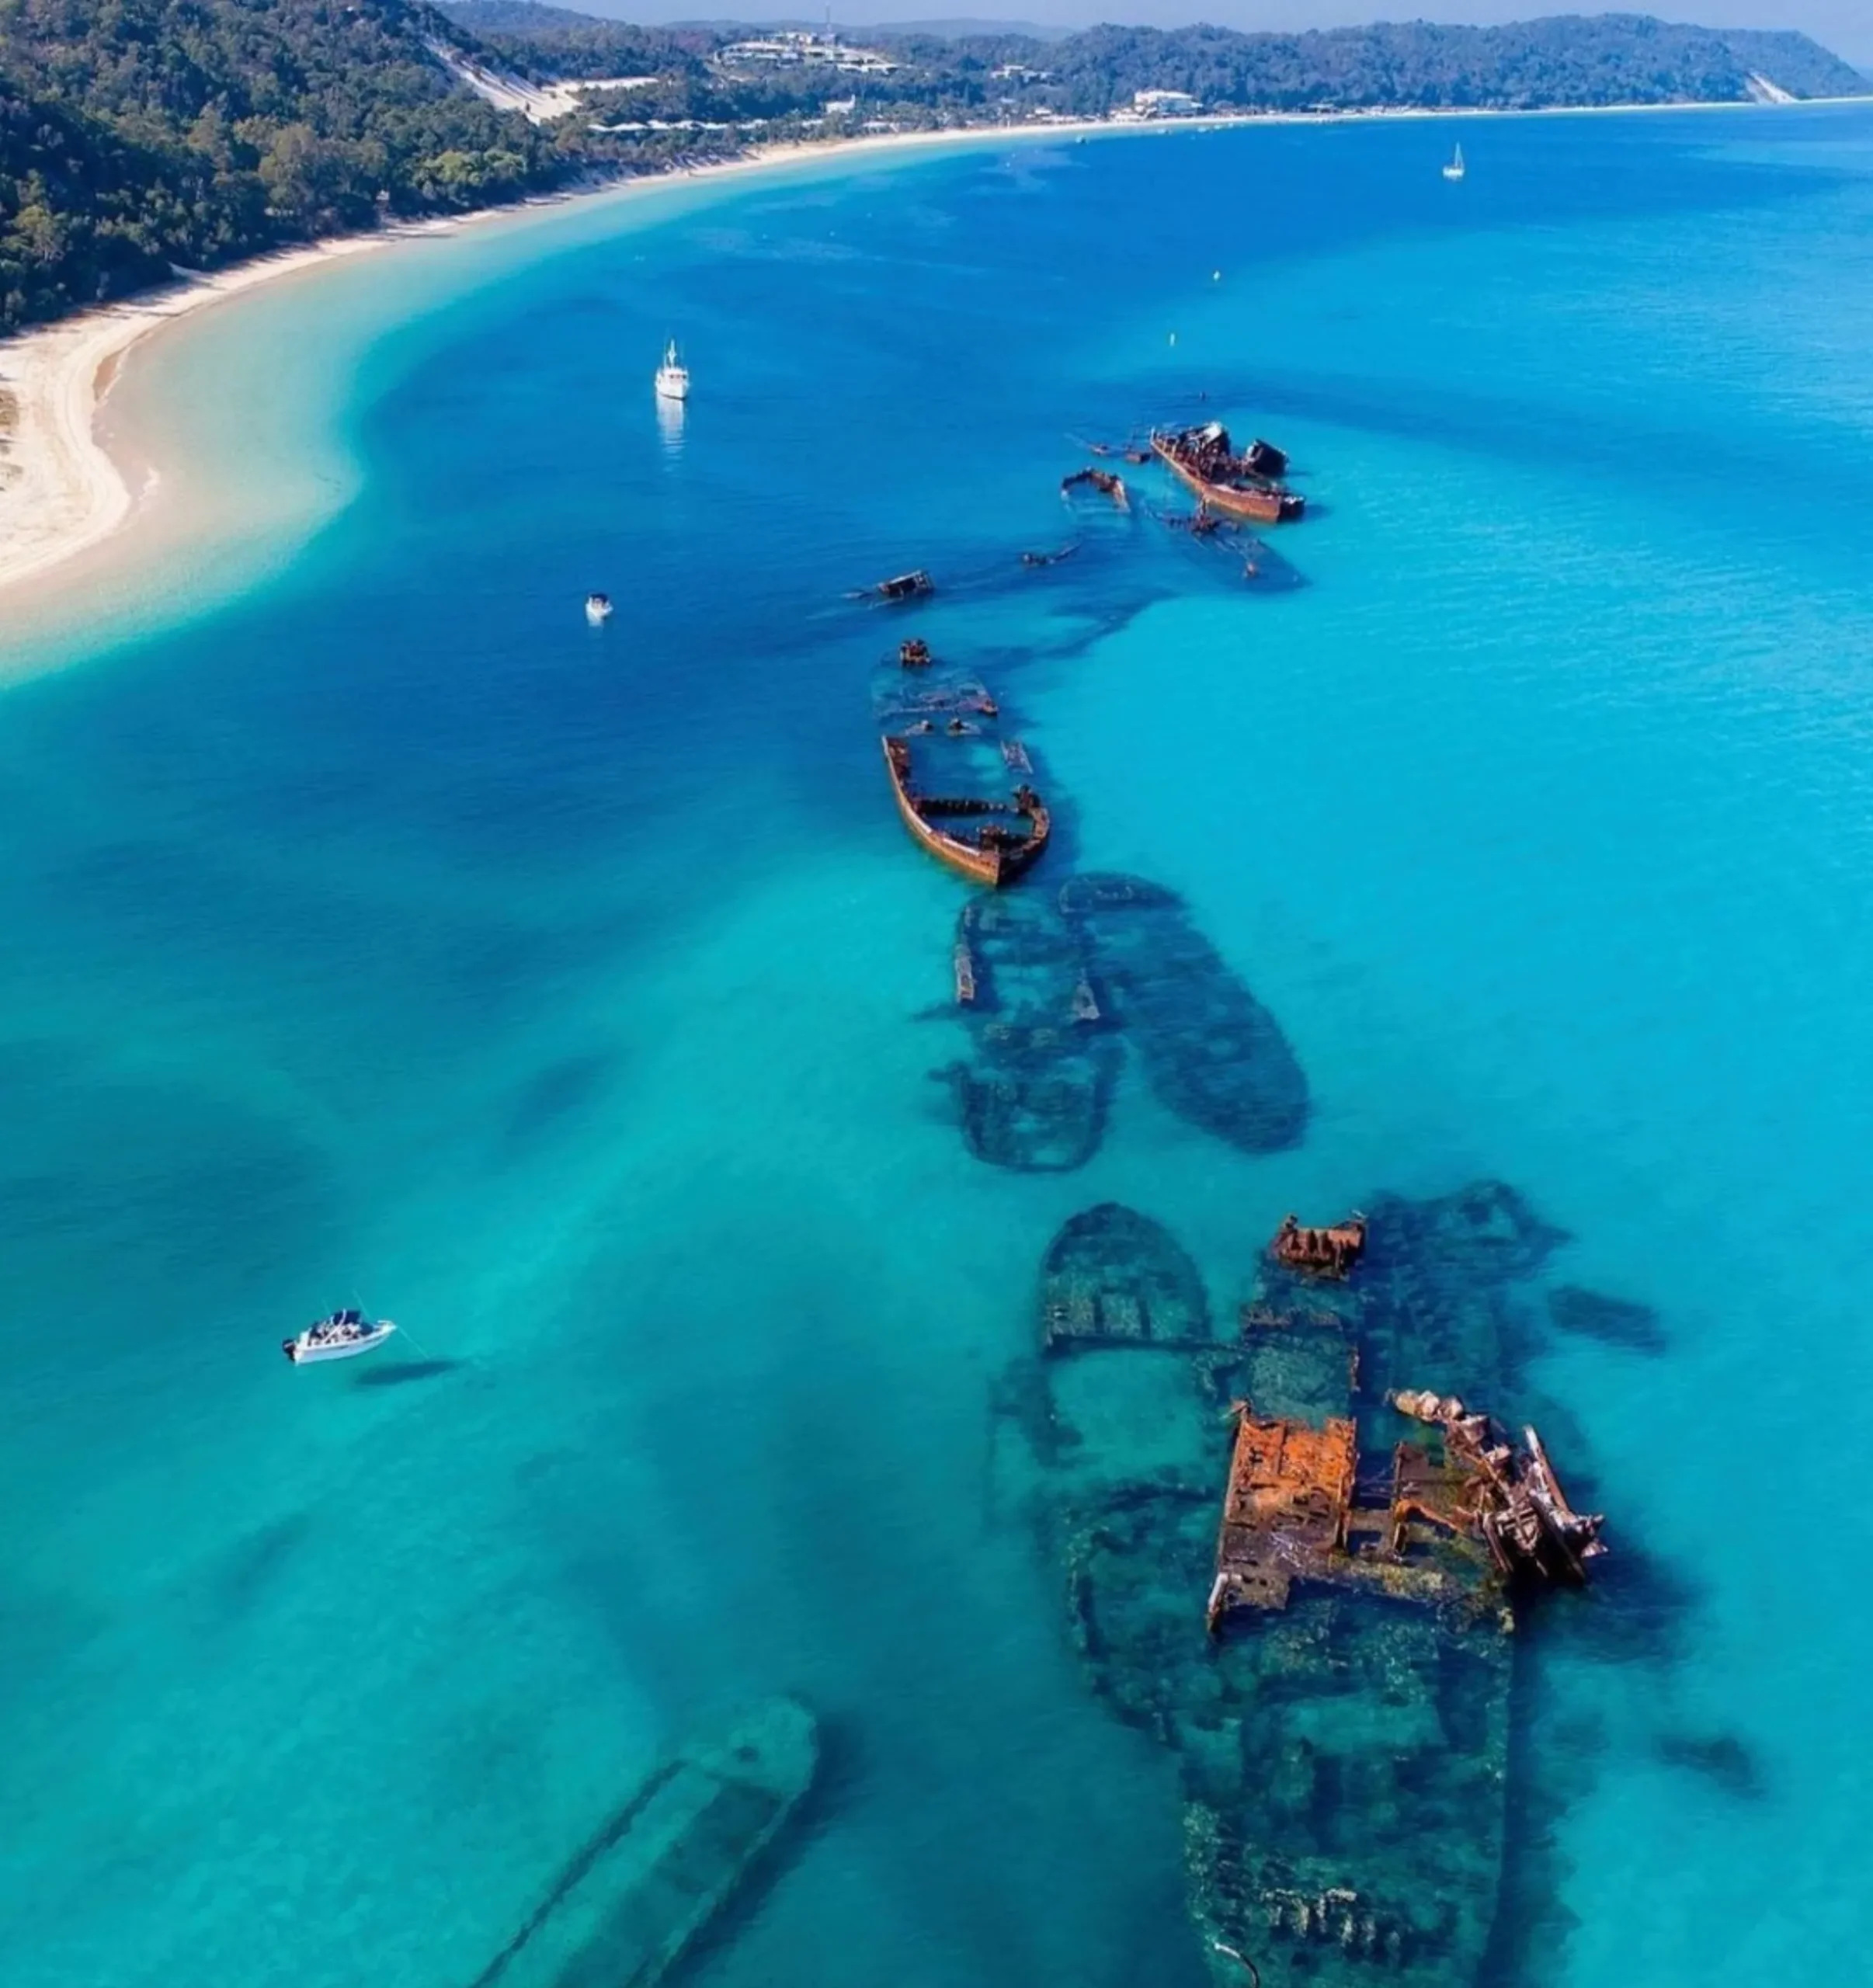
[1442,142,1466,182]
[655,338,690,401]
[283,1308,398,1364]
[585,591,613,625]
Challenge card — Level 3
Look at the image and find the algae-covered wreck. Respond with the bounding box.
[998,1189,1601,1986]
[940,895,1116,1172]
[466,1697,818,1988]
[934,873,1309,1174]
[1060,873,1308,1155]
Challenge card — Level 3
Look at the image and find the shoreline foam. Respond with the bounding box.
[0,97,1853,649]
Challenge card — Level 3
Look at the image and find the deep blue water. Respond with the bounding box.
[5,104,1873,1986]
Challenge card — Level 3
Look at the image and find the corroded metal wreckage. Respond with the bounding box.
[1204,1383,1600,1634]
[940,894,1114,1171]
[878,675,1052,886]
[1388,1391,1607,1585]
[1270,1211,1367,1280]
[1060,872,1308,1154]
[465,1697,818,1988]
[1151,422,1305,525]
[1061,465,1130,507]
[996,1186,1604,1986]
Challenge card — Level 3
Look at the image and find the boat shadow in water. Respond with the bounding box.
[354,1357,467,1388]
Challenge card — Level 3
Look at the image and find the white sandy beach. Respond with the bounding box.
[0,129,1025,626]
[0,97,1848,634]
[0,231,445,601]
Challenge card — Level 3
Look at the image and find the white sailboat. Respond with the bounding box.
[282,1308,398,1364]
[655,338,690,401]
[1442,142,1466,182]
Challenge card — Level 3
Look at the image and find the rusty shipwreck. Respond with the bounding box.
[1152,422,1305,525]
[996,1184,1607,1986]
[880,683,1051,886]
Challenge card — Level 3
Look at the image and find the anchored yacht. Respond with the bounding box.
[655,338,690,401]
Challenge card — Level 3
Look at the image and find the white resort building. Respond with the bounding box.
[715,31,898,76]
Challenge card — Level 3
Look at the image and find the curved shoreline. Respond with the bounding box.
[0,127,1065,638]
[0,97,1850,652]
[0,231,446,603]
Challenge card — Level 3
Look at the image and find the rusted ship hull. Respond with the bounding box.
[881,735,1051,888]
[1152,437,1305,524]
[996,1197,1533,1987]
[1270,1211,1367,1279]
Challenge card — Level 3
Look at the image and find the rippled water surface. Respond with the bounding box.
[5,104,1873,1987]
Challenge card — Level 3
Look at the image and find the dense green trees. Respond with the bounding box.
[0,0,577,329]
[991,17,1868,115]
[2,5,1866,334]
[445,5,1868,118]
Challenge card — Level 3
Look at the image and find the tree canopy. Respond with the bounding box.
[2,4,1865,333]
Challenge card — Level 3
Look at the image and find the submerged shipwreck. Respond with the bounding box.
[1388,1389,1607,1585]
[466,1697,818,1988]
[941,895,1115,1171]
[1208,1384,1603,1633]
[1061,464,1129,507]
[879,675,1051,888]
[932,868,1310,1173]
[1060,872,1308,1154]
[1152,422,1305,525]
[997,1187,1606,1986]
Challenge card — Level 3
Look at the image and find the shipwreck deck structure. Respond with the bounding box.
[1207,1408,1357,1621]
[881,733,1051,888]
[1207,1385,1606,1633]
[1151,422,1305,526]
[1270,1211,1367,1280]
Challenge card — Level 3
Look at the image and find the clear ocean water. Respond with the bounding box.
[5,104,1873,1986]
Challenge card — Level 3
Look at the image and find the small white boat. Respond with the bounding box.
[655,338,690,402]
[283,1308,397,1364]
[1442,142,1466,182]
[585,591,613,625]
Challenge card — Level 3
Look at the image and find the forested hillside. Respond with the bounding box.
[996,17,1868,113]
[0,0,577,330]
[4,5,1867,335]
[450,5,1868,114]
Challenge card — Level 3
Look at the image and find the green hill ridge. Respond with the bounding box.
[2,4,1865,333]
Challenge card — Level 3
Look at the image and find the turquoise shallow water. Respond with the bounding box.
[5,105,1873,1985]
